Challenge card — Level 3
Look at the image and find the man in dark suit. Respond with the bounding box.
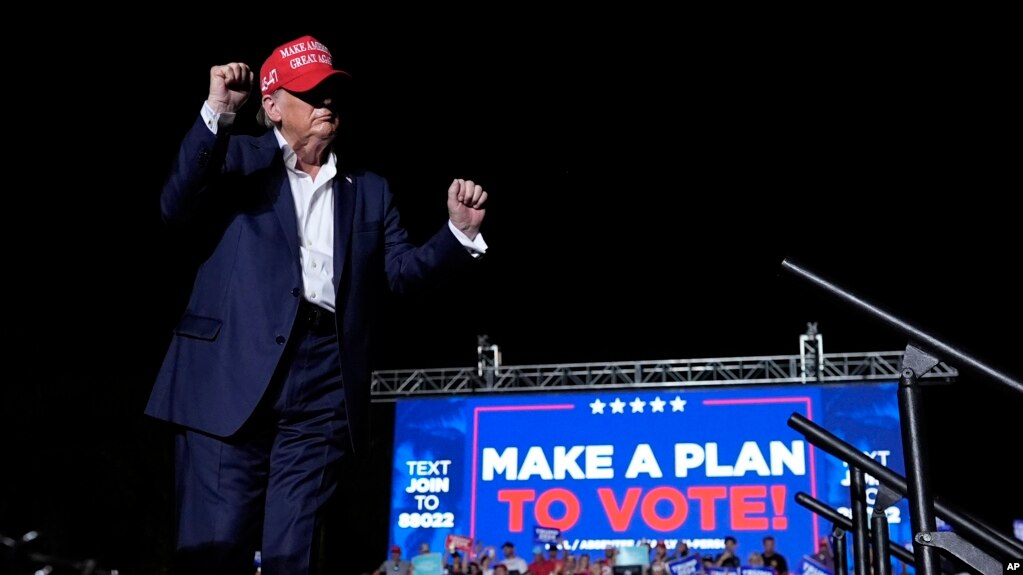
[145,35,488,574]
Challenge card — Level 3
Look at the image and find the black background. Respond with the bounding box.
[2,12,1020,574]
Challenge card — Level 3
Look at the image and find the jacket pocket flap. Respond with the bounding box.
[174,314,223,341]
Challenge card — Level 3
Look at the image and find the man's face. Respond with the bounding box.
[271,84,341,145]
[764,539,775,553]
[503,545,514,558]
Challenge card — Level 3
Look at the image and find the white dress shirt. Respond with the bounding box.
[199,102,488,312]
[500,555,529,574]
[272,127,339,310]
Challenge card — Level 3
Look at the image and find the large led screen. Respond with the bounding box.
[389,382,908,561]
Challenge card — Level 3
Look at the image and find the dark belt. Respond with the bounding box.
[298,299,336,334]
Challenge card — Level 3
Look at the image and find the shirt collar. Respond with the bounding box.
[273,127,337,172]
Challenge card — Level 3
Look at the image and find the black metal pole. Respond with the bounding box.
[833,528,848,575]
[788,413,1023,559]
[899,368,940,575]
[794,492,915,565]
[780,258,1023,395]
[850,468,870,575]
[873,510,893,575]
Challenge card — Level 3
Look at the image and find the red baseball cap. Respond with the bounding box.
[391,545,401,553]
[259,35,351,96]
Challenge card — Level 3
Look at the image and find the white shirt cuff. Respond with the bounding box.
[200,101,237,135]
[448,220,488,258]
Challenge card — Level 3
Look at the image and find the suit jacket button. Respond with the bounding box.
[291,288,301,297]
[276,335,286,345]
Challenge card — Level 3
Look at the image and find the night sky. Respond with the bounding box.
[3,14,1020,574]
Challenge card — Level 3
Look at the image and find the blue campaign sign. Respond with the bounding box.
[795,555,833,575]
[534,525,561,543]
[739,567,776,575]
[668,555,702,575]
[707,568,738,575]
[389,383,906,562]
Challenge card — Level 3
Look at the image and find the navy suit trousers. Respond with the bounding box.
[174,317,347,575]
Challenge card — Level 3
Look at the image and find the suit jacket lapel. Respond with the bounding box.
[333,173,356,291]
[256,130,352,284]
[255,131,300,264]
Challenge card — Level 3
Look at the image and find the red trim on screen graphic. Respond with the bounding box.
[468,397,820,549]
[702,396,818,551]
[470,404,576,542]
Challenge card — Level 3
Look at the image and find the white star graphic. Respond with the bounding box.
[629,397,647,413]
[670,396,687,412]
[610,398,626,414]
[590,398,607,414]
[649,397,666,412]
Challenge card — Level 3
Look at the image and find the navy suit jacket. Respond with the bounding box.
[145,115,473,453]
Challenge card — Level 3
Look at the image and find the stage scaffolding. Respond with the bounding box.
[369,347,958,402]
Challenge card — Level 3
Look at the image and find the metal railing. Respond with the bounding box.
[781,258,1022,575]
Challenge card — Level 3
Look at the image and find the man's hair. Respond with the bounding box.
[725,536,737,545]
[763,536,775,543]
[256,89,283,129]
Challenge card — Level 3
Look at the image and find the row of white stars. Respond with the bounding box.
[589,396,687,414]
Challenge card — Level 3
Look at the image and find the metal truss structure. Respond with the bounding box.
[370,350,959,402]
